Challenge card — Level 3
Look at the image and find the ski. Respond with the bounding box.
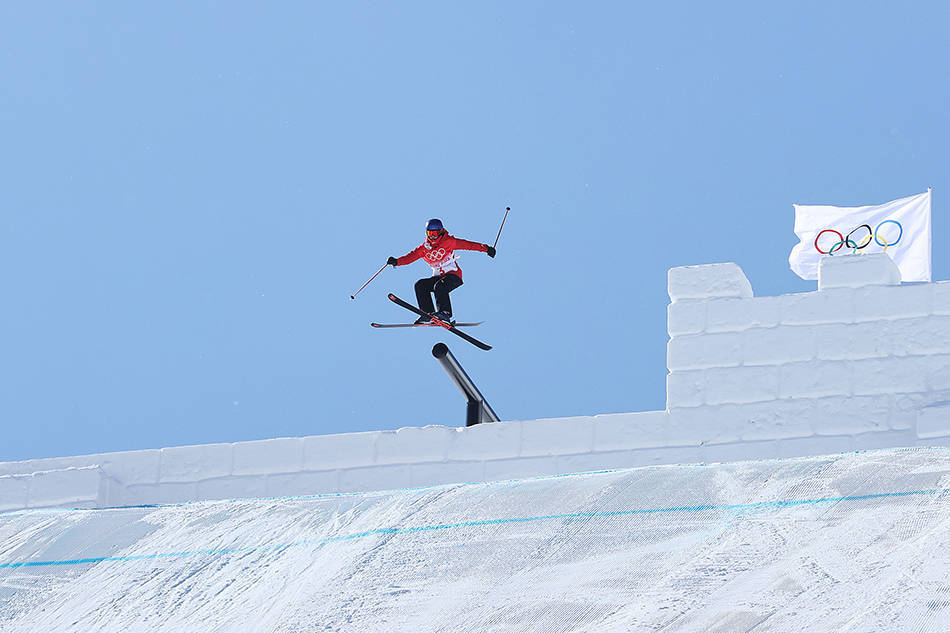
[371,321,484,329]
[386,293,492,351]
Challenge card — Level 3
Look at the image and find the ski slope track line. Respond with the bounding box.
[2,447,950,632]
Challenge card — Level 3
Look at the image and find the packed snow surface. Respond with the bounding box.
[2,447,950,632]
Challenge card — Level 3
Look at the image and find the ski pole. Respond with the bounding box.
[492,206,510,249]
[350,262,388,300]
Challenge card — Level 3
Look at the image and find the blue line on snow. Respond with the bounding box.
[1,486,947,570]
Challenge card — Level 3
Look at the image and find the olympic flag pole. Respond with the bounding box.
[350,262,387,300]
[492,206,510,250]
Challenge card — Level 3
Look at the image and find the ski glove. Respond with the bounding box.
[387,256,398,267]
[485,245,496,258]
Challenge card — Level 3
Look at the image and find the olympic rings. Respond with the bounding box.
[814,220,903,255]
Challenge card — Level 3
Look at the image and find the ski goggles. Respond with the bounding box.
[426,229,441,239]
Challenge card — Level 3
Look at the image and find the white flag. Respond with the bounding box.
[789,190,932,282]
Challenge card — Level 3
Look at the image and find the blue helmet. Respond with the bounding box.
[426,218,444,232]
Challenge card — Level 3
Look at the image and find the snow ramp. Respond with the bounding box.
[2,447,950,632]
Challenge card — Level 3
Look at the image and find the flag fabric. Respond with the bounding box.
[789,190,932,282]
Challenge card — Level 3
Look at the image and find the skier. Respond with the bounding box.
[386,218,496,324]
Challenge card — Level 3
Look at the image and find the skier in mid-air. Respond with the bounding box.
[386,218,496,324]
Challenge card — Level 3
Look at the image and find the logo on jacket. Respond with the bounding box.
[426,248,447,261]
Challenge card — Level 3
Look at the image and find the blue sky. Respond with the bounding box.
[2,2,948,461]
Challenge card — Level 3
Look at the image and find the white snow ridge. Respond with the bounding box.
[1,448,949,632]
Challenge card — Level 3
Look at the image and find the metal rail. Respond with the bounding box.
[432,343,500,426]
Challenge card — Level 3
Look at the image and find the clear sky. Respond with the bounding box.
[2,2,948,462]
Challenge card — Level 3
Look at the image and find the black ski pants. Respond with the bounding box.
[415,274,463,316]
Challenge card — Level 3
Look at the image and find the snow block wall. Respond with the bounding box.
[0,413,678,510]
[667,255,950,455]
[0,466,104,512]
[2,254,950,511]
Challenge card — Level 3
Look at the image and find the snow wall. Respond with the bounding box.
[3,254,950,512]
[2,447,949,632]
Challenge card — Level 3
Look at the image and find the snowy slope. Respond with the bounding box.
[2,447,950,632]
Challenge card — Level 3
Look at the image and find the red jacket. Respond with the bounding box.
[395,232,488,279]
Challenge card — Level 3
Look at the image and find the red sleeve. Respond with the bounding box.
[447,236,488,252]
[395,244,424,266]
